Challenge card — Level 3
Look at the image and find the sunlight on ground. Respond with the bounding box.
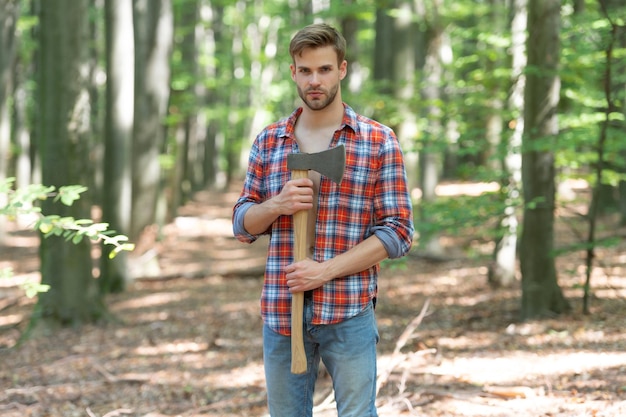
[0,313,23,327]
[425,351,626,386]
[112,291,190,311]
[173,216,233,237]
[204,361,265,389]
[0,271,39,288]
[134,341,209,356]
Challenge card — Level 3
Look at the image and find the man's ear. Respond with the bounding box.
[339,60,347,80]
[290,64,296,81]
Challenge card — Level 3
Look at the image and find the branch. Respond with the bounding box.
[377,298,432,394]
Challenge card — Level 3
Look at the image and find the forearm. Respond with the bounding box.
[243,198,283,236]
[323,235,389,281]
[238,177,314,236]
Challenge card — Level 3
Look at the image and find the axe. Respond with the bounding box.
[286,144,346,374]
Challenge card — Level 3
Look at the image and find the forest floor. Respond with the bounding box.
[1,183,626,417]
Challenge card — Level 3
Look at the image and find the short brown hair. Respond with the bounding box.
[289,23,347,65]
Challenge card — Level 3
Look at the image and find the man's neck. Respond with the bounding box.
[298,98,344,130]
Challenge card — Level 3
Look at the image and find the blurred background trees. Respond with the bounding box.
[0,0,624,328]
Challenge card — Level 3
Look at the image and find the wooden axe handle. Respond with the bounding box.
[290,169,308,374]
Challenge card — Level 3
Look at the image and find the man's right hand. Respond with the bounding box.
[274,178,314,215]
[243,178,314,235]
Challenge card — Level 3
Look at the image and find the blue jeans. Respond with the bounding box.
[263,298,379,417]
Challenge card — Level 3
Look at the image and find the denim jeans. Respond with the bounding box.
[263,298,379,417]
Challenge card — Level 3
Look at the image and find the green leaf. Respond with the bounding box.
[22,282,50,299]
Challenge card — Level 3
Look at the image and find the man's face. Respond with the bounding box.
[290,46,347,111]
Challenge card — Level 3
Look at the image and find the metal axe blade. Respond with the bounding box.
[287,145,346,184]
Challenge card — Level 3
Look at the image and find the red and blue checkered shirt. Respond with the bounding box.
[233,104,414,336]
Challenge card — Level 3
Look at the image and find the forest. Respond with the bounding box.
[1,0,626,416]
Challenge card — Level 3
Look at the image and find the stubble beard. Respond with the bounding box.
[298,83,340,111]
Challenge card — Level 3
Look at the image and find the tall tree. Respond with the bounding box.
[597,0,626,225]
[12,5,34,192]
[131,0,173,239]
[489,0,527,288]
[36,0,105,327]
[101,0,134,293]
[200,3,224,190]
[417,0,445,256]
[168,0,202,214]
[519,0,569,319]
[0,0,19,243]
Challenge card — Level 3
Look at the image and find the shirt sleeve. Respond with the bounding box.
[232,201,256,242]
[372,226,405,259]
[370,129,414,259]
[232,138,266,244]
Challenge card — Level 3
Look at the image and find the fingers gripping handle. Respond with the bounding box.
[290,169,308,374]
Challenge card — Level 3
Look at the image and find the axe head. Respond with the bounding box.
[287,145,346,185]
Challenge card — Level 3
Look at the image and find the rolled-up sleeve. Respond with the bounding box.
[232,139,267,244]
[370,130,414,258]
[232,201,257,243]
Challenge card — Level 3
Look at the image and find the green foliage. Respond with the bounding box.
[35,216,134,258]
[558,4,626,180]
[5,0,624,311]
[417,192,506,245]
[21,281,51,299]
[1,177,134,257]
[0,178,135,296]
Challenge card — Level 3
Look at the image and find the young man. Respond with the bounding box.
[233,23,414,417]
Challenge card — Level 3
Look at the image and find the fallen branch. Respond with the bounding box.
[483,385,540,399]
[86,407,134,417]
[314,299,433,413]
[0,402,28,412]
[377,298,432,394]
[93,362,150,384]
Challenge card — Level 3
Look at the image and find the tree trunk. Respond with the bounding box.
[0,0,19,244]
[180,0,204,195]
[131,0,173,240]
[489,0,526,288]
[599,0,626,225]
[341,0,362,95]
[418,0,445,256]
[519,0,569,319]
[483,0,505,172]
[101,0,134,293]
[201,3,223,190]
[36,0,104,327]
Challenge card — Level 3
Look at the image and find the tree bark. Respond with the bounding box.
[101,0,134,293]
[519,0,569,319]
[418,0,445,256]
[201,3,223,190]
[489,0,526,288]
[0,0,19,244]
[131,0,173,240]
[600,0,626,225]
[36,0,104,327]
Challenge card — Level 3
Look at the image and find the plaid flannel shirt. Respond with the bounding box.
[233,104,414,336]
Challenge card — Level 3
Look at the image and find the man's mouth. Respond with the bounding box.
[307,90,324,98]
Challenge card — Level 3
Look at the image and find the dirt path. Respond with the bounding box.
[1,187,626,416]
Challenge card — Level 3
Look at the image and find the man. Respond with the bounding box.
[233,23,414,417]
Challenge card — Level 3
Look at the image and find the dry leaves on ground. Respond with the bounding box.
[1,186,626,416]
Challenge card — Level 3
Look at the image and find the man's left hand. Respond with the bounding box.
[284,259,330,293]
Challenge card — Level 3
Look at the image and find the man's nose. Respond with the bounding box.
[310,72,321,86]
